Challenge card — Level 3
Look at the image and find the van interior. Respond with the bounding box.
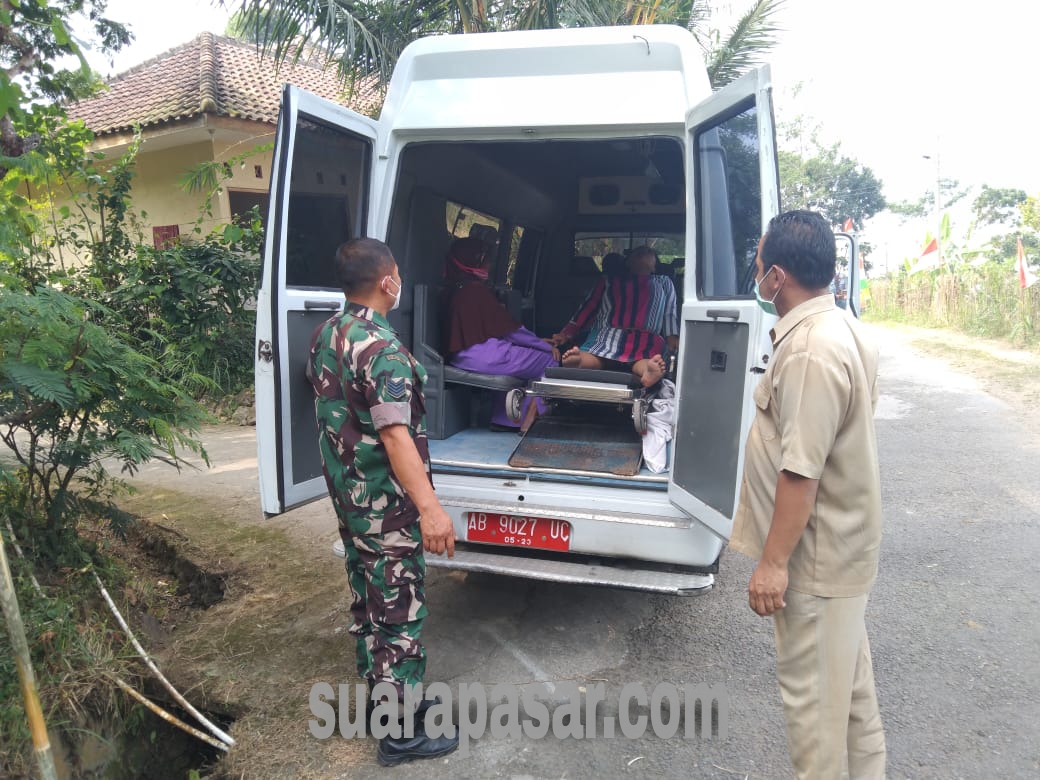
[280,114,762,487]
[386,137,686,480]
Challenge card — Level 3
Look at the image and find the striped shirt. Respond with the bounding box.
[561,273,679,363]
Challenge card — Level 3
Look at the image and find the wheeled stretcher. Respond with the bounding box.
[506,364,670,435]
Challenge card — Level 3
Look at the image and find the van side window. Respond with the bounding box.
[285,116,370,288]
[445,202,501,241]
[694,102,761,299]
[504,225,525,288]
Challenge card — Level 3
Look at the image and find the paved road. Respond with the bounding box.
[133,325,1040,779]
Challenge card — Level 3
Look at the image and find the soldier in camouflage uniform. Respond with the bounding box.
[307,238,457,766]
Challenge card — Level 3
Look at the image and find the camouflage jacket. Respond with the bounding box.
[307,303,431,536]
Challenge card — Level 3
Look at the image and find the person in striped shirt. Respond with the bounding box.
[550,246,679,387]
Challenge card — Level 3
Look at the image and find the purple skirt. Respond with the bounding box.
[450,327,556,427]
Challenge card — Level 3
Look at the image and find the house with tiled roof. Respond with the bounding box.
[65,32,380,246]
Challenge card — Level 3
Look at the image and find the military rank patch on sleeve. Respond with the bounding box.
[385,377,407,399]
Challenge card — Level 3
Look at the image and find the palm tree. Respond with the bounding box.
[225,0,784,90]
[691,0,785,88]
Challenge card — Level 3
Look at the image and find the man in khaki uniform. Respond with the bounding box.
[731,210,886,779]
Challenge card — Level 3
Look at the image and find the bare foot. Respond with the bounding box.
[561,347,583,368]
[640,354,666,388]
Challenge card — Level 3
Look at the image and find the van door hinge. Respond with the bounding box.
[257,339,273,363]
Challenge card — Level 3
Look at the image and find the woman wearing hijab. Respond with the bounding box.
[442,237,555,432]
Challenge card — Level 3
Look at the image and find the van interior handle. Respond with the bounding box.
[304,300,341,310]
[706,309,740,320]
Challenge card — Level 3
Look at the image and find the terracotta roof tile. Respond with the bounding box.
[67,32,381,134]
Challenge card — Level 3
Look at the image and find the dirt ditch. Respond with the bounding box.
[96,487,375,778]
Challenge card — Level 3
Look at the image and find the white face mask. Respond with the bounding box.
[383,275,402,311]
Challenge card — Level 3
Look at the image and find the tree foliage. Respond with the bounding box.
[0,0,130,169]
[971,184,1027,228]
[0,287,208,537]
[778,143,886,231]
[887,178,968,221]
[1022,195,1040,233]
[1,1,261,547]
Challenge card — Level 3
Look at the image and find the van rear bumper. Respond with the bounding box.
[425,543,714,596]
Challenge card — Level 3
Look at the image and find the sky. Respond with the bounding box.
[78,0,1039,269]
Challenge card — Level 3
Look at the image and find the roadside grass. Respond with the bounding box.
[0,536,143,779]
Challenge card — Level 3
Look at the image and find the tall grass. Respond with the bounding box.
[866,264,1039,346]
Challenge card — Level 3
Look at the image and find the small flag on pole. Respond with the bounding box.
[843,218,855,233]
[1016,237,1037,289]
[909,238,941,274]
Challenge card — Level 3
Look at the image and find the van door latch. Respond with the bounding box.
[257,339,273,363]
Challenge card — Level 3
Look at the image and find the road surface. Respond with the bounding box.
[128,324,1040,779]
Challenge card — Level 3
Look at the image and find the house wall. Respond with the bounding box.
[30,120,281,270]
[212,136,275,227]
[132,140,228,239]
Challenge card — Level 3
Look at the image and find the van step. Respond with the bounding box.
[426,548,714,596]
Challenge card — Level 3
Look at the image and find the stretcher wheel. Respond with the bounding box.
[506,388,525,423]
[632,398,649,435]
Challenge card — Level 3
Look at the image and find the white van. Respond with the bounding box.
[255,25,781,595]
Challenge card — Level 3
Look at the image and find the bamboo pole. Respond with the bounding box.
[112,677,228,753]
[3,516,44,599]
[93,573,235,747]
[0,536,58,780]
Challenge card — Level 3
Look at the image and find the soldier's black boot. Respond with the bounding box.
[376,709,459,767]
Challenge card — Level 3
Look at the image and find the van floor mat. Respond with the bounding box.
[508,417,643,476]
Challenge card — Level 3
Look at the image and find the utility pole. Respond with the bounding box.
[923,145,942,265]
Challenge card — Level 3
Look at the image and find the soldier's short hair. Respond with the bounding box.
[334,238,395,294]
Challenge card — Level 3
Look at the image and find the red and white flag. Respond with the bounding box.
[843,218,855,233]
[909,238,941,274]
[1016,237,1037,289]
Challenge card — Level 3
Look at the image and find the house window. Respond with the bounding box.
[228,190,269,229]
[153,224,180,249]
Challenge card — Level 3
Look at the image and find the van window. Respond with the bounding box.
[284,116,370,288]
[573,232,685,270]
[445,201,501,241]
[694,102,761,299]
[505,225,525,287]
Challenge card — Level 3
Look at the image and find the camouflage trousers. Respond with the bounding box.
[341,522,429,703]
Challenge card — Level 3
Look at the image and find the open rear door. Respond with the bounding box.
[668,66,780,540]
[255,86,379,515]
[834,232,862,317]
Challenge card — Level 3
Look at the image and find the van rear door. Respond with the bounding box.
[255,86,379,515]
[668,66,780,540]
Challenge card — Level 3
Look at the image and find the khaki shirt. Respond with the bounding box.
[730,295,882,597]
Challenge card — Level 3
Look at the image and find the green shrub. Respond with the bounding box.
[866,265,1039,346]
[0,286,208,547]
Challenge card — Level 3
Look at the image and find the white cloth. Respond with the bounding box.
[642,379,675,473]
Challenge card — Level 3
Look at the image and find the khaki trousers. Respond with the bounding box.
[773,590,887,780]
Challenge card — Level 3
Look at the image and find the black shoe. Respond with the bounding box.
[376,713,459,767]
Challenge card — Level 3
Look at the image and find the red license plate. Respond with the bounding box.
[466,513,571,552]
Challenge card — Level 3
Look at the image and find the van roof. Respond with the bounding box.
[380,25,710,134]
